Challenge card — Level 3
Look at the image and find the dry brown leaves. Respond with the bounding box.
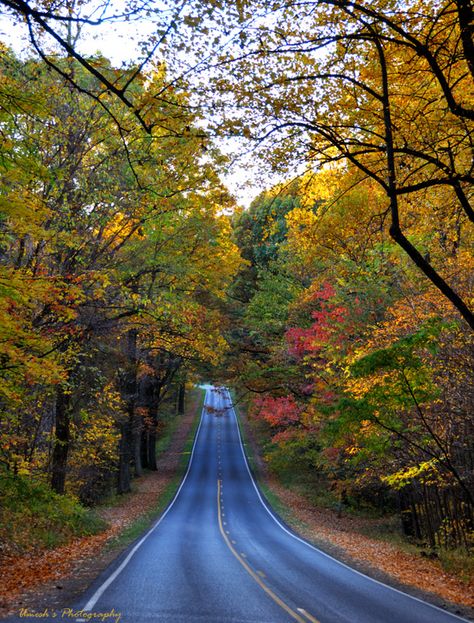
[268,479,474,609]
[0,402,198,616]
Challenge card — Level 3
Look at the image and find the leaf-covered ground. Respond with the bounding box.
[0,397,199,618]
[241,415,474,618]
[268,481,474,612]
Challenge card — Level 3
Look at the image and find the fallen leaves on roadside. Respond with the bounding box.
[0,403,198,616]
[269,480,474,609]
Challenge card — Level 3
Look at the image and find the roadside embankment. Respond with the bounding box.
[0,388,204,618]
[236,401,474,621]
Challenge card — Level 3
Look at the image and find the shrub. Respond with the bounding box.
[0,468,106,553]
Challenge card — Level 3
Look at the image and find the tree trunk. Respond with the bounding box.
[140,429,149,470]
[126,329,142,478]
[51,385,70,494]
[177,382,185,415]
[117,420,132,494]
[131,408,143,478]
[145,397,159,471]
[399,490,415,537]
[146,426,158,471]
[117,328,140,490]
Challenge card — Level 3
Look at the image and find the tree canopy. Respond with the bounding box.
[0,0,472,560]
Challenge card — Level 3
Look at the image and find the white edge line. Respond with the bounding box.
[83,390,208,611]
[227,388,471,623]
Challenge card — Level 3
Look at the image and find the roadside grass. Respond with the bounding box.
[274,469,340,512]
[106,387,205,550]
[356,516,425,558]
[438,549,474,584]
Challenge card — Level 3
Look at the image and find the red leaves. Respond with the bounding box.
[310,281,336,302]
[285,281,352,359]
[285,281,364,362]
[252,395,301,429]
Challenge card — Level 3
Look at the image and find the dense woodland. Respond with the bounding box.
[0,0,473,564]
[0,48,241,548]
[227,177,473,554]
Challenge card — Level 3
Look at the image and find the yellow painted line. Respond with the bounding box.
[297,608,321,623]
[217,480,307,623]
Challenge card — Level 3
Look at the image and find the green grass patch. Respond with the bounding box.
[356,515,426,557]
[154,410,182,457]
[439,548,474,584]
[0,469,105,552]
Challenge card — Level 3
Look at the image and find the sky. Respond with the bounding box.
[0,6,268,209]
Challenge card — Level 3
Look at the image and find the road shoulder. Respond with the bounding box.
[237,406,474,622]
[0,389,203,620]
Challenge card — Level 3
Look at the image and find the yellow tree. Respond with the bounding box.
[184,0,474,328]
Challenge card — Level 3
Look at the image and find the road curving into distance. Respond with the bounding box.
[6,386,471,623]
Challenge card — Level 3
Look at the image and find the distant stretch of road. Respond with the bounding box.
[6,386,470,623]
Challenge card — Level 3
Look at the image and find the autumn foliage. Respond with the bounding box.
[230,163,473,554]
[0,46,241,554]
[1,0,473,572]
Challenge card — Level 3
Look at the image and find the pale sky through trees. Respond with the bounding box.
[0,8,267,208]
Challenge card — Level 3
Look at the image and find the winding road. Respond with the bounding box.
[11,386,470,623]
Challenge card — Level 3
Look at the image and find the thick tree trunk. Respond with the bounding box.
[51,385,70,494]
[126,329,142,478]
[146,426,158,471]
[177,382,185,415]
[145,396,159,471]
[117,328,140,490]
[399,490,415,537]
[456,0,474,80]
[117,421,132,494]
[140,429,149,470]
[131,408,143,478]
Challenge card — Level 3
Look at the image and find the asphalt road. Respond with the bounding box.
[7,386,470,623]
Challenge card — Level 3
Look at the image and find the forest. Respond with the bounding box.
[0,47,242,550]
[0,0,473,581]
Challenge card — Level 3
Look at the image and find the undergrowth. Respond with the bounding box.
[0,470,105,553]
[439,549,474,584]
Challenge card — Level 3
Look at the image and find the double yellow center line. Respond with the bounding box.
[216,479,320,623]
